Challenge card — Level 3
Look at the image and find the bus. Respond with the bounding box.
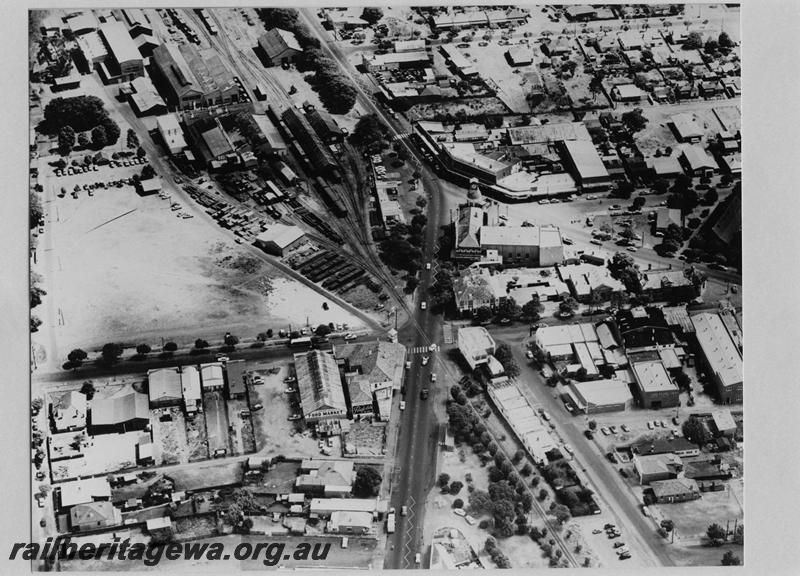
[289,336,313,349]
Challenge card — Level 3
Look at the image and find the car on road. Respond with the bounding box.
[672,416,680,426]
[526,350,534,359]
[430,373,437,382]
[422,356,429,366]
[420,301,427,310]
[562,236,573,245]
[538,199,550,205]
[541,411,551,421]
[252,403,263,411]
[287,414,302,421]
[563,444,574,455]
[401,505,408,516]
[284,388,296,394]
[217,356,230,363]
[420,388,429,400]
[626,246,638,252]
[425,262,431,270]
[584,430,594,440]
[400,401,406,411]
[405,361,411,370]
[344,333,357,340]
[35,471,46,481]
[601,427,610,435]
[415,553,421,565]
[284,376,297,383]
[590,239,603,246]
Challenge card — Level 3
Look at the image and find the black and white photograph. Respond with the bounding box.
[7,1,793,573]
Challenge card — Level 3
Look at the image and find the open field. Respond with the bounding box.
[655,487,743,541]
[36,181,365,357]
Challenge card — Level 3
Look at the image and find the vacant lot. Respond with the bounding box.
[249,364,321,459]
[170,459,243,492]
[151,407,188,466]
[655,488,743,541]
[37,174,366,362]
[187,412,210,462]
[204,390,231,456]
[406,97,509,122]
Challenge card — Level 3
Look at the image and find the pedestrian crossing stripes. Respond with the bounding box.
[409,345,438,355]
[390,132,411,141]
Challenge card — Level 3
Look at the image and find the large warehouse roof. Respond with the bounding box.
[691,313,742,389]
[631,360,677,394]
[562,140,610,181]
[569,379,632,409]
[99,21,141,64]
[256,224,305,249]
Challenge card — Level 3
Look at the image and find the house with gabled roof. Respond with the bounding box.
[70,501,122,532]
[294,350,347,422]
[259,28,303,66]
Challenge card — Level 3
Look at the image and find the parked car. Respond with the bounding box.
[620,424,630,432]
[607,452,617,463]
[584,430,594,440]
[420,301,427,310]
[252,403,263,411]
[647,421,654,430]
[613,541,626,549]
[601,427,610,436]
[422,356,429,366]
[400,401,406,411]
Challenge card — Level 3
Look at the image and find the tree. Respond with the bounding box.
[100,117,120,145]
[521,463,533,476]
[437,473,451,488]
[613,180,635,199]
[521,295,543,321]
[57,126,75,155]
[684,31,703,50]
[67,349,87,367]
[632,196,646,210]
[474,306,493,324]
[141,164,156,180]
[353,466,382,497]
[80,381,96,399]
[683,415,711,446]
[559,297,579,315]
[706,523,726,545]
[42,95,108,134]
[718,32,733,48]
[351,113,389,152]
[77,132,89,148]
[538,489,548,501]
[127,128,139,148]
[91,125,107,148]
[163,341,178,352]
[608,252,641,292]
[101,343,123,364]
[136,343,151,356]
[361,7,383,25]
[449,481,463,495]
[453,498,464,509]
[31,315,42,332]
[704,188,719,205]
[468,489,493,516]
[319,76,358,114]
[674,370,691,390]
[621,108,648,133]
[588,72,605,101]
[223,333,239,347]
[314,324,332,338]
[721,551,741,566]
[195,339,209,349]
[552,504,571,525]
[496,296,521,320]
[704,39,719,54]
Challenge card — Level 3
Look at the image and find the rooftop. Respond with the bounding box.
[256,224,305,249]
[691,313,743,389]
[569,379,632,407]
[631,437,698,456]
[147,368,182,403]
[681,145,717,171]
[507,122,591,146]
[91,389,149,426]
[457,326,496,356]
[631,360,677,394]
[562,139,610,181]
[651,477,699,498]
[295,350,347,415]
[59,477,111,508]
[99,21,141,65]
[259,28,302,59]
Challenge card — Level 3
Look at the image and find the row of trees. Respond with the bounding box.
[43,95,121,155]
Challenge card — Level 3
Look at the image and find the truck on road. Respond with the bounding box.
[386,509,396,534]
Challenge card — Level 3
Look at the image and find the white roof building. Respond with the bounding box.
[59,477,111,508]
[691,313,743,391]
[457,327,496,371]
[181,365,202,410]
[200,363,224,390]
[156,113,186,155]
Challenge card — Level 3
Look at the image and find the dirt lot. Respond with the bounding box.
[169,459,244,492]
[249,364,322,459]
[406,97,509,122]
[186,412,210,462]
[151,407,188,466]
[654,487,743,542]
[203,390,232,456]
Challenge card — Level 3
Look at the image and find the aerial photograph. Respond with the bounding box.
[27,4,742,571]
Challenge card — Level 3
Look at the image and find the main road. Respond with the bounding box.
[297,10,452,569]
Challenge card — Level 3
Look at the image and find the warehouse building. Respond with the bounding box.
[559,140,612,190]
[89,389,150,435]
[255,224,306,256]
[258,28,303,66]
[151,43,239,110]
[98,21,144,83]
[567,379,632,414]
[631,359,680,409]
[295,350,347,422]
[147,368,183,408]
[691,313,743,404]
